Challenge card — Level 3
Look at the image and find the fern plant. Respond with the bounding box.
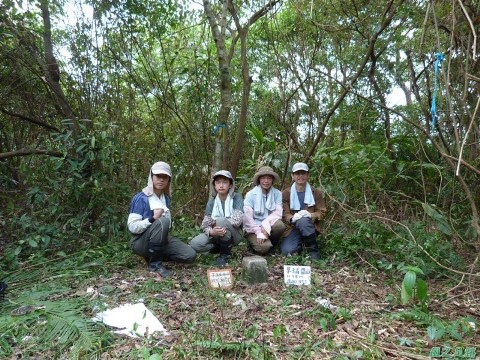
[0,256,110,359]
[0,299,106,358]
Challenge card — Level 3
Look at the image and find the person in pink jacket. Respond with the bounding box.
[243,166,286,255]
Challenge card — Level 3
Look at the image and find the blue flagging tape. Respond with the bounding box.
[212,123,226,136]
[430,52,445,130]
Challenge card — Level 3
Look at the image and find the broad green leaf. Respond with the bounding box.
[421,203,442,220]
[416,278,428,303]
[403,271,416,296]
[247,127,264,144]
[401,281,411,304]
[401,266,424,275]
[28,239,38,248]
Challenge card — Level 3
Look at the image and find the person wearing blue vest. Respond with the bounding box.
[243,166,285,255]
[281,162,326,260]
[127,161,196,277]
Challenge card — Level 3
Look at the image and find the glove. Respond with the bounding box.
[291,213,302,224]
[298,210,312,219]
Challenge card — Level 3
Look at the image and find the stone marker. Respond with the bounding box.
[242,256,268,284]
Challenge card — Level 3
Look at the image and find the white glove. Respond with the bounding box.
[291,213,302,224]
[298,210,312,219]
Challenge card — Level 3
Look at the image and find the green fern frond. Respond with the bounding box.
[41,301,106,358]
[0,299,107,359]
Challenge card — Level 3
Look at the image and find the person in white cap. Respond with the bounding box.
[127,161,196,277]
[189,170,244,267]
[281,162,326,260]
[243,166,286,255]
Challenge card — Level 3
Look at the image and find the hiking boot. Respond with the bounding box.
[210,243,221,254]
[215,254,230,267]
[304,235,321,261]
[148,261,173,278]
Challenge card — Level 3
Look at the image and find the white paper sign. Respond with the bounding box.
[284,265,311,286]
[207,269,233,289]
[92,303,169,338]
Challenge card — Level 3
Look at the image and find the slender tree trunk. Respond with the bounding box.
[203,0,232,177]
[229,27,251,178]
[368,52,397,174]
[40,0,79,135]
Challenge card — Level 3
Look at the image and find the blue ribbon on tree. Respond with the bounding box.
[212,124,226,138]
[430,52,445,129]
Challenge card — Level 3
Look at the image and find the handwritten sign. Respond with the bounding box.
[284,265,311,286]
[207,269,233,289]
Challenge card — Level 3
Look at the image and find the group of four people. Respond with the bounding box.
[127,161,326,277]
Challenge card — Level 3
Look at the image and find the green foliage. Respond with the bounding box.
[421,203,452,235]
[1,121,129,270]
[393,309,477,343]
[326,211,463,279]
[0,256,111,358]
[0,301,108,358]
[399,265,428,309]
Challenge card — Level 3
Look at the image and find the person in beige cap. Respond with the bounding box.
[190,170,244,267]
[281,162,326,260]
[243,166,285,255]
[127,161,196,277]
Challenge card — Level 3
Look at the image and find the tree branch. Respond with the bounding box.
[0,108,61,133]
[305,0,406,161]
[0,148,64,160]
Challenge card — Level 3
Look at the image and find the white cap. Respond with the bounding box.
[211,170,235,196]
[151,161,172,177]
[212,170,233,183]
[292,162,309,173]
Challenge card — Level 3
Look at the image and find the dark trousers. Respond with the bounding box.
[131,217,196,263]
[280,217,317,256]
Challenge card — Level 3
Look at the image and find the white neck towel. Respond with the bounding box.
[289,183,315,210]
[211,194,233,219]
[148,193,171,219]
[253,185,276,216]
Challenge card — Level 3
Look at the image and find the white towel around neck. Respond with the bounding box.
[252,185,276,216]
[211,194,233,219]
[289,183,315,210]
[148,193,171,219]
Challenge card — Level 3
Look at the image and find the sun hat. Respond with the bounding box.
[292,162,309,173]
[151,161,172,177]
[252,166,280,185]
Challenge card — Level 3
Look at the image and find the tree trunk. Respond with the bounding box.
[40,0,79,135]
[204,0,280,179]
[203,0,232,177]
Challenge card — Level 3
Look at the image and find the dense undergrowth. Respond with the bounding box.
[1,131,479,358]
[0,232,478,359]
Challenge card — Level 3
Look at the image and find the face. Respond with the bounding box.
[292,170,309,185]
[214,176,232,195]
[258,175,274,191]
[152,173,170,192]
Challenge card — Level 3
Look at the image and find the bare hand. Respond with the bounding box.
[256,237,266,244]
[153,208,164,219]
[211,227,227,237]
[260,227,269,237]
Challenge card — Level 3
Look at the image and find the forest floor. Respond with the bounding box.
[89,245,479,359]
[2,242,479,359]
